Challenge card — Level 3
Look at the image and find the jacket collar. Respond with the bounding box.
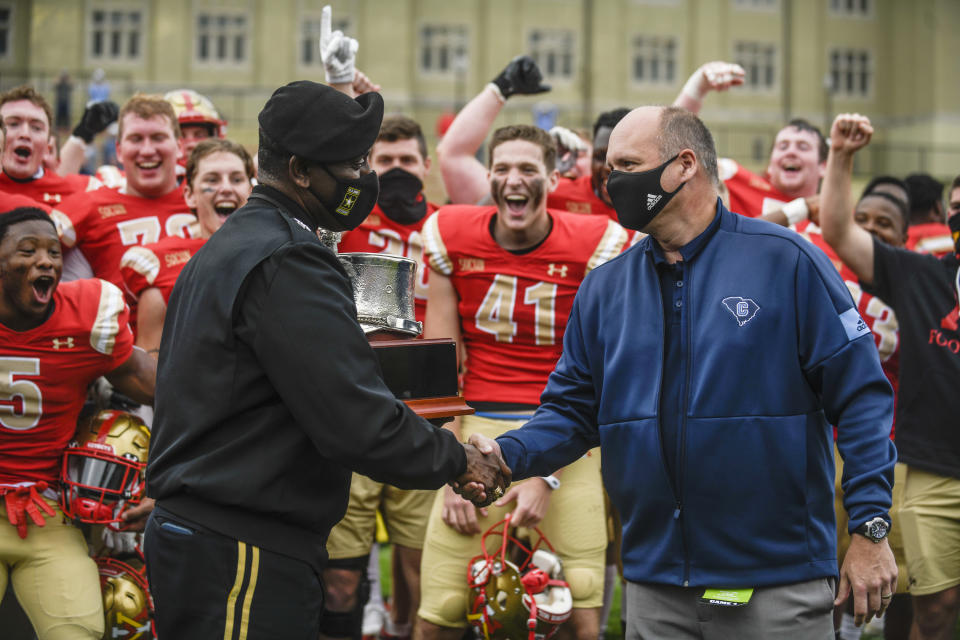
[649,197,726,265]
[250,183,318,231]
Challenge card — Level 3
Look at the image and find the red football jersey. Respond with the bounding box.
[49,186,197,290]
[907,222,953,258]
[0,190,52,214]
[337,201,439,322]
[719,159,791,218]
[422,206,629,405]
[0,170,100,207]
[796,221,900,430]
[0,279,133,484]
[120,236,206,305]
[547,175,617,220]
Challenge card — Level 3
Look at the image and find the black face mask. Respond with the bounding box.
[317,166,380,231]
[377,167,427,225]
[606,154,685,231]
[949,213,960,258]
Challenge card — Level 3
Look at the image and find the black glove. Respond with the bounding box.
[72,101,119,144]
[490,55,551,99]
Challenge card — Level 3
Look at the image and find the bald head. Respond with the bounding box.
[608,106,719,186]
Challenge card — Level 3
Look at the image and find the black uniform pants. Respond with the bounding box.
[144,507,324,640]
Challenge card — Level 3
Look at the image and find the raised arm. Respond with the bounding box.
[673,61,745,115]
[819,113,877,285]
[57,101,119,176]
[437,56,549,204]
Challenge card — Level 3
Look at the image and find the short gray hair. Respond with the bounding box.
[657,107,719,186]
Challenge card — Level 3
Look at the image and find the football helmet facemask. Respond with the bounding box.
[467,515,573,640]
[60,410,150,524]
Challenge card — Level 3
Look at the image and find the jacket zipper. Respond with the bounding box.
[679,263,692,587]
[653,254,687,586]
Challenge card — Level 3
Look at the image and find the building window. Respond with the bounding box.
[829,0,873,17]
[0,4,12,60]
[420,25,468,74]
[89,7,143,62]
[196,12,249,65]
[733,0,779,8]
[734,41,776,89]
[829,48,872,97]
[631,36,677,85]
[300,15,350,67]
[529,29,575,80]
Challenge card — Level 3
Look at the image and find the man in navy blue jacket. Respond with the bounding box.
[471,106,898,638]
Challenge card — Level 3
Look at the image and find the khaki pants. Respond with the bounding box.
[0,500,103,640]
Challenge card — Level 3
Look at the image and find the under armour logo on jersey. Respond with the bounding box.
[721,296,760,326]
[646,194,662,210]
[42,193,61,203]
[547,263,568,278]
[52,337,75,349]
[336,187,361,216]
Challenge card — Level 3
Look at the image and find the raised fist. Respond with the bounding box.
[682,61,745,102]
[490,55,551,100]
[830,113,873,154]
[73,100,119,144]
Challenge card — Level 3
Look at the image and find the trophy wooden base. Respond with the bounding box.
[369,338,473,423]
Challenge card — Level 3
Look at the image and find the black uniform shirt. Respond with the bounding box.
[147,184,466,571]
[866,237,960,478]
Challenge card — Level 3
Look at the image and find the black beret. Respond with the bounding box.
[258,80,384,164]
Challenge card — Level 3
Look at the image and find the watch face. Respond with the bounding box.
[867,519,889,540]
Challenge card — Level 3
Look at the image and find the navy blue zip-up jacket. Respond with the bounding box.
[497,201,896,588]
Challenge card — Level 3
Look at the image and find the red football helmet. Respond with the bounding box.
[98,555,155,638]
[60,410,150,524]
[467,515,573,640]
[164,89,226,137]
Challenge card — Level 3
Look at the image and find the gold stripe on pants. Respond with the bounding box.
[223,541,261,640]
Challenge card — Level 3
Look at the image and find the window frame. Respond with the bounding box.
[193,7,252,68]
[732,40,779,93]
[418,23,470,77]
[827,47,874,99]
[630,34,680,88]
[527,28,577,83]
[85,0,147,66]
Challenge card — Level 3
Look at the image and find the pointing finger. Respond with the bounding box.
[320,5,332,48]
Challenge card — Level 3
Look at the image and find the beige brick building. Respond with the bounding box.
[2,0,958,197]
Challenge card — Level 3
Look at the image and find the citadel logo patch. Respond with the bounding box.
[722,296,760,326]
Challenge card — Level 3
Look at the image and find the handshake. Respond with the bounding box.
[451,434,512,508]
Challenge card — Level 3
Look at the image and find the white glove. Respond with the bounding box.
[549,126,589,153]
[320,5,358,84]
[102,526,140,555]
[681,61,745,103]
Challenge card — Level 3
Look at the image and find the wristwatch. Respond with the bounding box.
[854,516,890,543]
[541,475,561,490]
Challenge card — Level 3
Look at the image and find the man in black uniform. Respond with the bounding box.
[143,81,508,640]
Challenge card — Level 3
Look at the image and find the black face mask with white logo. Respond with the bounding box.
[317,166,380,231]
[949,213,960,258]
[377,167,428,225]
[606,154,685,232]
